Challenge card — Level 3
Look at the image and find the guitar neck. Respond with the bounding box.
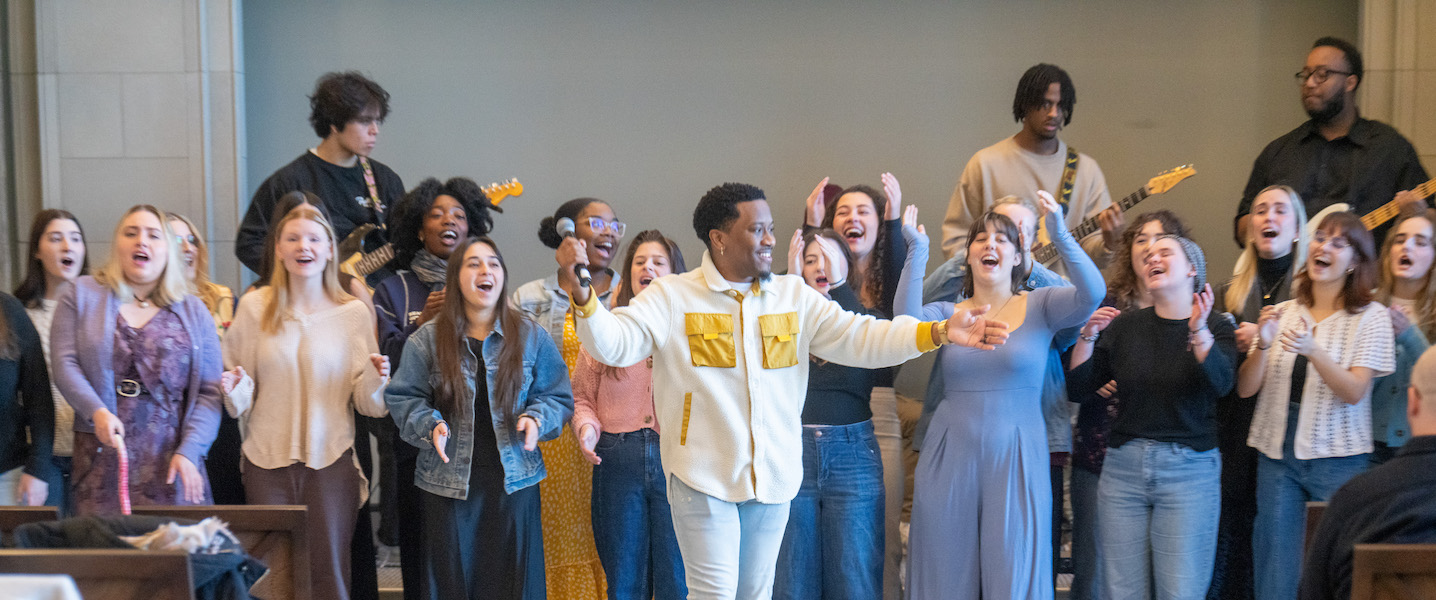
[355,244,395,278]
[1360,177,1436,230]
[1032,186,1150,263]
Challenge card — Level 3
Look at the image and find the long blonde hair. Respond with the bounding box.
[166,212,228,314]
[1224,185,1309,312]
[261,205,353,332]
[94,205,190,308]
[1378,213,1436,339]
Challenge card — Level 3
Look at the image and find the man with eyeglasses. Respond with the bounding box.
[1234,37,1428,247]
[235,71,405,288]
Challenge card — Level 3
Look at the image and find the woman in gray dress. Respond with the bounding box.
[897,191,1104,599]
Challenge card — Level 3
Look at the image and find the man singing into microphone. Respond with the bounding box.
[554,182,1008,600]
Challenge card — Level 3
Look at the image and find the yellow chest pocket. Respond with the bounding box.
[758,311,800,369]
[685,313,736,368]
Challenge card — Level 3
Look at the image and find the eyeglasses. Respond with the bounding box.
[175,234,198,246]
[1312,231,1351,250]
[586,217,626,237]
[1295,67,1352,85]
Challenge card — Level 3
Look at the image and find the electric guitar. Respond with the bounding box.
[1305,176,1436,234]
[337,178,524,287]
[1030,165,1196,264]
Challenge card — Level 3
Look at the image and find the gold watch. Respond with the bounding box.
[934,320,950,345]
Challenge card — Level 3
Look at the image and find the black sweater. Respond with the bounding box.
[236,151,405,274]
[0,292,54,479]
[1067,308,1237,452]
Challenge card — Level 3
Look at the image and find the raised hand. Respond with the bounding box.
[1036,190,1064,222]
[1256,305,1281,349]
[1280,319,1322,357]
[1081,306,1121,338]
[577,424,602,465]
[1189,284,1215,332]
[882,172,903,220]
[516,416,541,451]
[556,236,591,302]
[370,354,390,378]
[902,205,926,240]
[805,177,831,227]
[167,454,205,504]
[417,290,446,326]
[788,229,805,276]
[432,421,450,463]
[813,235,849,286]
[947,305,1010,350]
[220,366,246,396]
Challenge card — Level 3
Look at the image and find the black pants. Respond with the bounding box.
[351,415,380,600]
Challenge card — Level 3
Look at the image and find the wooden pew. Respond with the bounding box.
[132,505,309,600]
[0,548,193,600]
[1352,544,1436,600]
[1304,501,1328,554]
[0,506,58,544]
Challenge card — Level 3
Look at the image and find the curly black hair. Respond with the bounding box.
[309,71,391,138]
[389,177,500,270]
[1012,63,1075,126]
[693,183,765,249]
[537,198,605,249]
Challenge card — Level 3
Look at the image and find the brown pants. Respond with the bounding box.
[243,450,364,600]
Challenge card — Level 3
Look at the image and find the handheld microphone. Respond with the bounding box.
[555,217,593,288]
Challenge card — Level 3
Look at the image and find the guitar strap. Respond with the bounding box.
[358,156,386,231]
[1059,146,1079,207]
[1037,146,1080,248]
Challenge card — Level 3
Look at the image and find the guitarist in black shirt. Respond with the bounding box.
[236,71,404,286]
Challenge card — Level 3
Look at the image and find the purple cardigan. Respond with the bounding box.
[50,276,223,465]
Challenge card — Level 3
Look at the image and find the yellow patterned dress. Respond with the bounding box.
[539,312,608,598]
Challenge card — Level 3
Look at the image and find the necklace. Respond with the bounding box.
[1260,272,1289,301]
[133,293,151,308]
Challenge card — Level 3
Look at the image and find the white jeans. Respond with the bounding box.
[667,474,792,600]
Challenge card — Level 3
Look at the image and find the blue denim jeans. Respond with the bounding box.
[591,428,687,600]
[1099,439,1221,600]
[773,420,885,600]
[1069,465,1102,600]
[1253,405,1368,600]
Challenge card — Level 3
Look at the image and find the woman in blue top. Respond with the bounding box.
[898,191,1104,600]
[386,236,574,600]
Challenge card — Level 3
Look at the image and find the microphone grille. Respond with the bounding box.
[556,217,576,237]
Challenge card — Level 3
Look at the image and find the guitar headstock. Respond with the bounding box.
[482,178,524,204]
[1144,165,1196,195]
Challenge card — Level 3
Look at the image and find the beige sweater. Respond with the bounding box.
[222,288,387,471]
[941,136,1114,275]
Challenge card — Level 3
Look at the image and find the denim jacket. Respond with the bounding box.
[511,272,618,352]
[1371,314,1430,448]
[385,318,574,499]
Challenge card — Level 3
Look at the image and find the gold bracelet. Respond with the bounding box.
[934,320,949,345]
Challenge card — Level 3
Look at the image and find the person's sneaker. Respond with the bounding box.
[376,544,402,569]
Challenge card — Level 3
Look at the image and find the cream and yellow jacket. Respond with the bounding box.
[573,251,940,504]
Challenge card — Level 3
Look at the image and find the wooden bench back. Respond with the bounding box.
[1352,544,1436,600]
[0,548,193,600]
[132,505,309,600]
[0,506,59,544]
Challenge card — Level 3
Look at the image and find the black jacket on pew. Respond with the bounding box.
[1299,435,1436,600]
[12,515,266,600]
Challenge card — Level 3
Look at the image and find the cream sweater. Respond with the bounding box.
[222,289,388,470]
[941,136,1114,274]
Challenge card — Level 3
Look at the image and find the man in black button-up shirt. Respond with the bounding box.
[1235,37,1428,247]
[1299,346,1436,600]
